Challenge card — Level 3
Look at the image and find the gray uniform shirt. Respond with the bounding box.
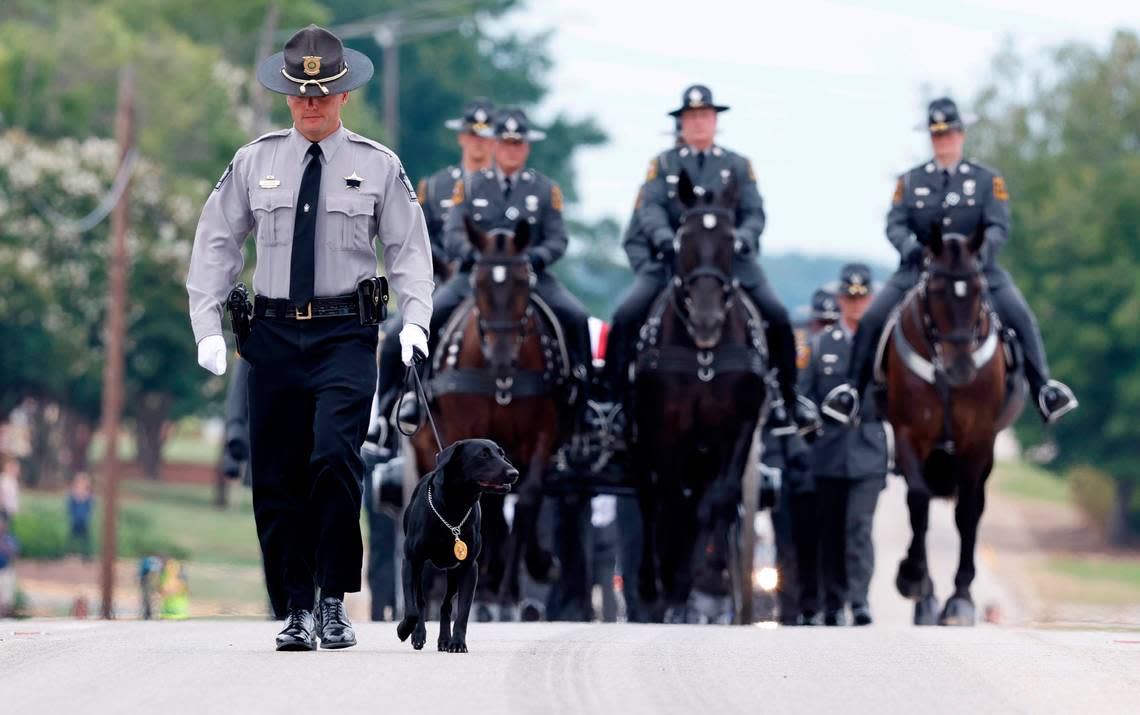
[186,124,434,344]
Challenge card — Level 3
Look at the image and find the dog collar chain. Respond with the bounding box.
[427,484,472,561]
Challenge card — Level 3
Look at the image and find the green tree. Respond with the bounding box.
[969,30,1140,542]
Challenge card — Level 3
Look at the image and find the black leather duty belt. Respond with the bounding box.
[254,294,359,320]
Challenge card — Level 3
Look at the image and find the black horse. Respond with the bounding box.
[631,172,769,622]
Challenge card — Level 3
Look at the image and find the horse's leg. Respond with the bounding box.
[474,493,506,621]
[942,452,992,626]
[522,437,557,582]
[894,436,938,625]
[499,444,548,615]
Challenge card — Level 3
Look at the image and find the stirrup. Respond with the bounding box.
[821,383,860,425]
[1039,379,1078,424]
[767,398,797,437]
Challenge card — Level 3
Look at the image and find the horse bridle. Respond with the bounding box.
[472,255,536,342]
[670,207,739,339]
[918,260,990,349]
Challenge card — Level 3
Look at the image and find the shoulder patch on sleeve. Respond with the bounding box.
[451,179,465,206]
[745,159,757,182]
[992,176,1009,201]
[550,184,564,212]
[416,178,427,205]
[396,164,416,202]
[645,158,658,182]
[796,339,812,370]
[892,177,904,204]
[634,187,644,210]
[214,162,233,192]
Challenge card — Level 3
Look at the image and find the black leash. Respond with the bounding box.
[396,349,445,456]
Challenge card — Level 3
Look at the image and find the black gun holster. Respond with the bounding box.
[356,276,389,326]
[226,283,252,354]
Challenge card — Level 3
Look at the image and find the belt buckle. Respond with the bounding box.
[294,302,313,320]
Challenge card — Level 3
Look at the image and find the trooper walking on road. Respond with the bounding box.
[186,24,435,651]
[801,264,891,626]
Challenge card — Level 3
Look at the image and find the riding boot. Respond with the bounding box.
[766,322,808,436]
[991,282,1078,423]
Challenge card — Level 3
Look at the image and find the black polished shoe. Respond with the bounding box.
[316,597,357,649]
[824,609,848,626]
[821,383,859,425]
[798,610,823,626]
[275,609,317,651]
[1038,380,1078,424]
[851,604,873,626]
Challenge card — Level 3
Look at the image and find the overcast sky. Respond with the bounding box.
[502,0,1136,263]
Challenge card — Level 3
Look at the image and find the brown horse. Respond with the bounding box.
[412,216,570,617]
[885,223,1024,626]
[632,172,769,623]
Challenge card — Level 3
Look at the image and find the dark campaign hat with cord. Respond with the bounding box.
[838,263,873,297]
[444,98,496,136]
[811,288,840,321]
[668,84,730,117]
[256,24,374,97]
[493,108,546,142]
[919,97,976,134]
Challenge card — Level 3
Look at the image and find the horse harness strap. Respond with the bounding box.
[639,345,765,382]
[430,368,553,406]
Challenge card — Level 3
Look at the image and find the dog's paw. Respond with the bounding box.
[396,617,417,642]
[444,636,468,653]
[437,633,451,651]
[411,623,427,650]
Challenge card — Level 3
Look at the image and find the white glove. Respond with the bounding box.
[197,334,228,376]
[399,324,429,366]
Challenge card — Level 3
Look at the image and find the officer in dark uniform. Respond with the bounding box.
[187,26,434,651]
[821,98,1077,425]
[801,264,891,626]
[607,84,811,432]
[432,107,592,390]
[371,98,496,439]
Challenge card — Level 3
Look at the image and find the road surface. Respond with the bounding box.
[3,477,1137,713]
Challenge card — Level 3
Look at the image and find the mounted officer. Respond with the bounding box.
[186,25,434,651]
[801,264,890,627]
[808,287,840,335]
[607,84,812,433]
[371,98,496,440]
[822,97,1077,425]
[425,107,591,400]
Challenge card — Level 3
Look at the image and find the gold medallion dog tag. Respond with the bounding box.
[453,538,468,561]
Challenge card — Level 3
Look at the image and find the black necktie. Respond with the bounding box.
[940,168,950,190]
[503,175,513,198]
[290,142,322,307]
[697,151,706,171]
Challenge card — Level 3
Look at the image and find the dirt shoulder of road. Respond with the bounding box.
[983,462,1140,627]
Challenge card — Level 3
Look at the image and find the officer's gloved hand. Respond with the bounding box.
[905,243,926,267]
[656,241,676,265]
[732,229,754,257]
[197,334,227,376]
[399,324,429,366]
[527,252,545,274]
[459,250,477,273]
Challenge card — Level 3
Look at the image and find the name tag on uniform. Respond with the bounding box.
[914,186,930,196]
[259,175,281,189]
[472,198,489,207]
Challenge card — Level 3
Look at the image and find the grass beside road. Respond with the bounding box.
[1035,557,1140,607]
[991,459,1069,504]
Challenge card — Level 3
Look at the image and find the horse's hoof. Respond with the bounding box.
[473,601,496,623]
[914,595,939,626]
[896,558,932,599]
[938,596,976,627]
[663,605,687,624]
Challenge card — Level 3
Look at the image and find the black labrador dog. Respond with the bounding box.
[398,439,518,652]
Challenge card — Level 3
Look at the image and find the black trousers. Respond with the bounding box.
[606,268,798,401]
[848,266,1051,393]
[243,314,378,611]
[789,490,821,615]
[817,475,884,610]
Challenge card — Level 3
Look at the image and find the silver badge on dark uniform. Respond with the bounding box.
[505,206,520,221]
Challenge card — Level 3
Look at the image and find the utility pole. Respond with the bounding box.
[99,67,135,620]
[375,22,401,151]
